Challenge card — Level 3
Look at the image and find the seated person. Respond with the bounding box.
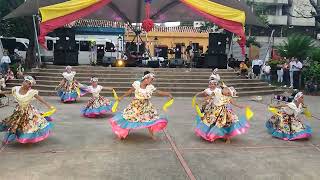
[16,63,25,79]
[239,61,248,77]
[5,68,15,81]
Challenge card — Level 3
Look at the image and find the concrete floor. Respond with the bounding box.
[0,95,320,180]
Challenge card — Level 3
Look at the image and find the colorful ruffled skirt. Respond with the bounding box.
[81,96,113,118]
[0,105,53,144]
[195,104,249,142]
[57,81,87,103]
[266,114,312,141]
[109,99,168,139]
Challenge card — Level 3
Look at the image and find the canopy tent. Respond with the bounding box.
[3,0,264,55]
[4,0,262,26]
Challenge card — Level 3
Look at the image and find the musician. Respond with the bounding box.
[185,41,194,67]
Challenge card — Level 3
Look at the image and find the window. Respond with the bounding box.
[80,41,90,51]
[47,40,54,51]
[15,42,27,51]
[105,42,115,52]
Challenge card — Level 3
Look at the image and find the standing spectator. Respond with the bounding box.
[289,57,303,89]
[16,62,25,79]
[262,62,271,85]
[0,50,11,74]
[282,59,290,87]
[251,55,262,79]
[276,57,286,84]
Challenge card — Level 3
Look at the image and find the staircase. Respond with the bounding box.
[6,65,281,97]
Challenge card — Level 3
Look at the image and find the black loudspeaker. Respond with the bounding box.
[54,28,77,52]
[154,46,168,59]
[208,33,227,54]
[175,44,182,59]
[125,42,145,53]
[204,54,228,69]
[65,51,79,66]
[53,51,78,66]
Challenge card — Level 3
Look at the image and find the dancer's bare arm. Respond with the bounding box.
[119,87,134,100]
[156,90,173,99]
[35,94,52,109]
[230,99,245,109]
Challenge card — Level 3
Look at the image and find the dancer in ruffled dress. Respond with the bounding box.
[57,66,86,103]
[81,77,114,118]
[266,92,312,140]
[209,68,221,82]
[109,71,173,140]
[194,79,221,112]
[195,86,250,143]
[0,76,54,144]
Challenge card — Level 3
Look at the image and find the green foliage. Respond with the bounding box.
[276,34,316,59]
[267,59,285,69]
[310,48,320,63]
[0,0,32,38]
[303,62,320,82]
[246,36,261,48]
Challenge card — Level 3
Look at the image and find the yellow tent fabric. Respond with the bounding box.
[182,0,245,25]
[40,0,101,23]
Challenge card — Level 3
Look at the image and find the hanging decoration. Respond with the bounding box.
[142,0,154,32]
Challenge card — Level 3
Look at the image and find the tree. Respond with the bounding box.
[0,0,37,68]
[277,34,316,59]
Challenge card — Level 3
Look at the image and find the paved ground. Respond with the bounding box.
[0,95,320,180]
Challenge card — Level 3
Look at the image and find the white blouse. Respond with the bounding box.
[132,81,156,100]
[12,86,38,107]
[204,87,221,96]
[87,85,103,97]
[62,71,76,82]
[283,102,303,117]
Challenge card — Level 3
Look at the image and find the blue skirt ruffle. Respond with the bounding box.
[266,121,312,141]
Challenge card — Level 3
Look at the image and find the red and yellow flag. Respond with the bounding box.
[180,0,246,55]
[39,0,111,47]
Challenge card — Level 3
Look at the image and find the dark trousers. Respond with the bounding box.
[293,71,301,89]
[283,70,290,86]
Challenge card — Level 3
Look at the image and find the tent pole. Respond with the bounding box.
[32,14,42,68]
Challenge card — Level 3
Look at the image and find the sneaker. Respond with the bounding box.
[283,85,287,88]
[289,86,293,88]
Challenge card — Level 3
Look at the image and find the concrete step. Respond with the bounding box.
[11,77,264,84]
[3,88,282,97]
[26,72,242,79]
[40,65,230,72]
[35,68,237,75]
[6,80,268,88]
[6,83,276,92]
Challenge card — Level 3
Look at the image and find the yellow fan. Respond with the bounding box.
[304,108,312,119]
[268,107,281,116]
[245,107,254,120]
[112,100,119,113]
[163,98,174,112]
[192,95,196,108]
[41,107,57,117]
[195,104,204,117]
[76,87,81,96]
[112,89,119,100]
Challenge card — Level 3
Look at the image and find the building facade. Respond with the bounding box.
[249,0,319,38]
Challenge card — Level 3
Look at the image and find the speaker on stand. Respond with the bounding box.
[203,33,228,69]
[53,28,78,65]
